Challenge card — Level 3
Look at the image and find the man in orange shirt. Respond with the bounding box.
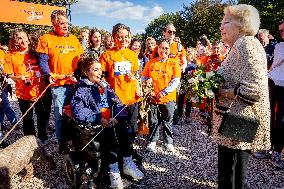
[36,10,83,147]
[150,23,187,69]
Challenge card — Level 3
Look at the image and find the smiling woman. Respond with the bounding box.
[142,39,181,153]
[99,23,143,171]
[71,57,144,188]
[3,28,51,142]
[212,4,270,189]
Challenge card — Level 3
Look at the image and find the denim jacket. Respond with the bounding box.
[71,78,126,126]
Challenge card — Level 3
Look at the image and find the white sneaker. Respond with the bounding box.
[165,143,175,152]
[109,163,124,189]
[271,151,284,169]
[123,156,144,180]
[147,142,157,153]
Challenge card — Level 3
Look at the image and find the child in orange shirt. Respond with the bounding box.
[142,40,181,152]
[4,29,50,142]
[100,23,142,142]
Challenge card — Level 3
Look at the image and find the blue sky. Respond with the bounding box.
[70,0,194,34]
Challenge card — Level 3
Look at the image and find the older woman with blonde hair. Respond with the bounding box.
[212,4,270,189]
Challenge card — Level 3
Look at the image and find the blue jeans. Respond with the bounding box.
[149,101,175,144]
[51,85,73,141]
[0,88,17,127]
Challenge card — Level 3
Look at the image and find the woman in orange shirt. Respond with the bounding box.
[142,40,181,152]
[4,29,50,142]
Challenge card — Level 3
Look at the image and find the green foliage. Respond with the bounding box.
[144,0,236,48]
[238,0,284,41]
[0,24,53,45]
[180,0,231,47]
[69,25,81,38]
[144,12,182,42]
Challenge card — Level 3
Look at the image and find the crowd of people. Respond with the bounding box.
[0,3,284,189]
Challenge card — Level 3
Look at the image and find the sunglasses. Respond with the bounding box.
[159,47,170,50]
[167,30,176,35]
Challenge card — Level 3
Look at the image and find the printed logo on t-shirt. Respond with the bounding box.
[100,93,109,109]
[114,61,131,76]
[55,45,76,54]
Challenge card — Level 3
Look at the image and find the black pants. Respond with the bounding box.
[271,84,284,152]
[126,103,138,141]
[218,145,251,189]
[173,73,192,124]
[177,92,192,117]
[18,92,51,141]
[77,122,132,165]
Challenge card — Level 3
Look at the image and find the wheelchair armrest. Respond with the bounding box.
[76,124,102,136]
[77,124,102,130]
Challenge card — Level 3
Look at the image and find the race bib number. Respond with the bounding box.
[114,61,131,76]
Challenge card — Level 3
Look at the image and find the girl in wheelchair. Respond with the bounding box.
[70,57,144,188]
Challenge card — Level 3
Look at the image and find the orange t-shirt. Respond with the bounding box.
[0,49,5,62]
[36,32,83,86]
[150,41,186,64]
[0,49,5,69]
[100,48,140,105]
[4,52,46,101]
[142,57,181,104]
[196,54,209,66]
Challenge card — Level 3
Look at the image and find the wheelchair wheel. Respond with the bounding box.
[64,153,81,188]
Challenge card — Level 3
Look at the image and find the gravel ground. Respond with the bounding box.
[1,101,284,189]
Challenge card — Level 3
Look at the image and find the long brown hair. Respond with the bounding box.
[8,28,30,52]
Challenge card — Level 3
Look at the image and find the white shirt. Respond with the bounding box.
[268,42,284,86]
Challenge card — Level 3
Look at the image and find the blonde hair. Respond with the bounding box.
[8,28,30,52]
[225,4,260,36]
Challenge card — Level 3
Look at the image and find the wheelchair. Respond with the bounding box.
[61,105,145,188]
[61,105,107,189]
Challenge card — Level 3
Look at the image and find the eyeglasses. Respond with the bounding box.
[167,30,176,35]
[159,47,170,50]
[279,29,284,33]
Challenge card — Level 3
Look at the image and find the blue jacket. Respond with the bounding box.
[71,78,126,126]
